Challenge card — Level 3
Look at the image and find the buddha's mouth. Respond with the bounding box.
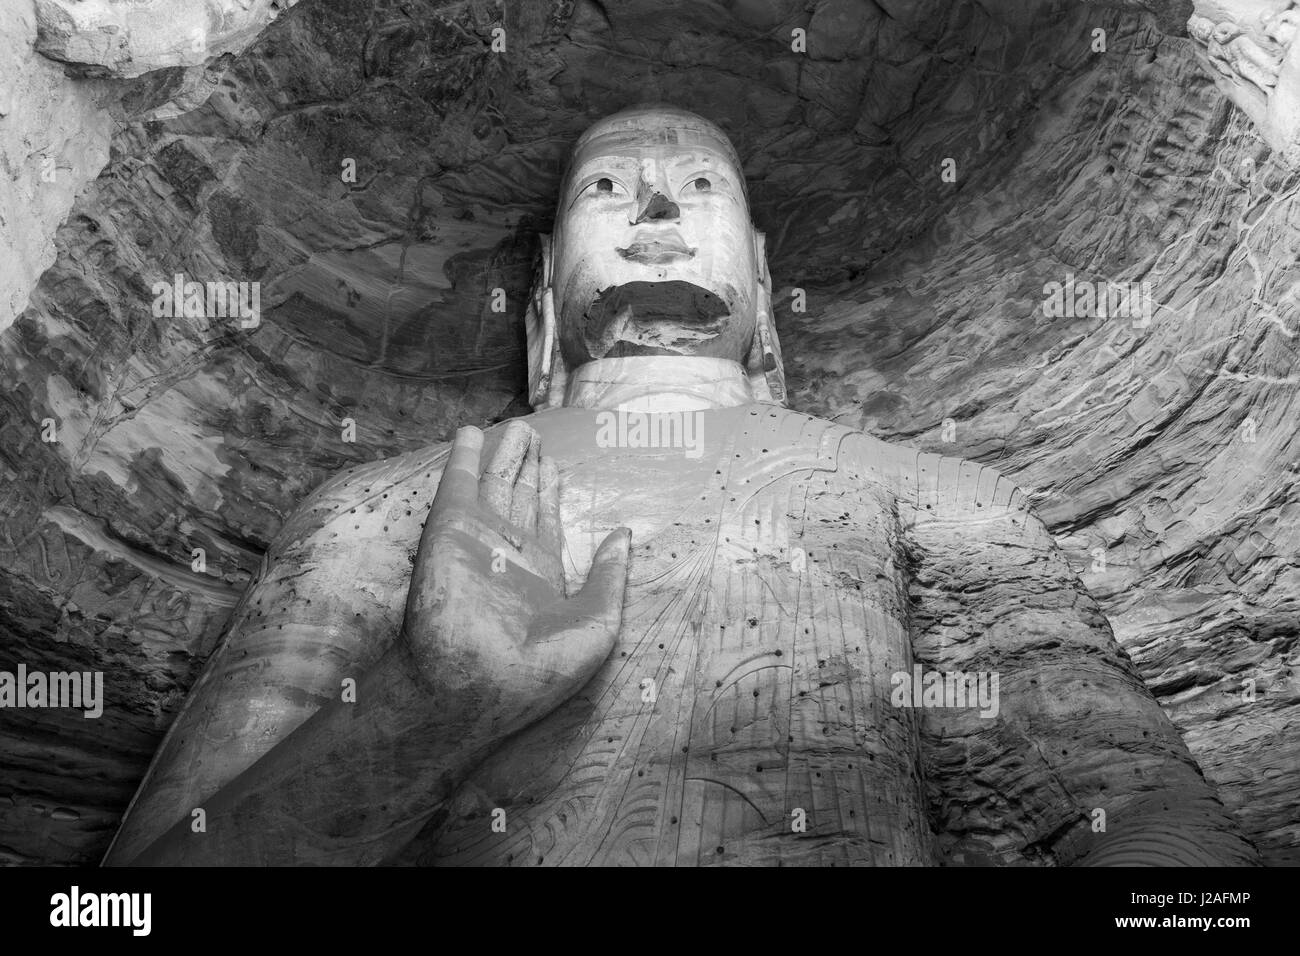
[616,233,696,263]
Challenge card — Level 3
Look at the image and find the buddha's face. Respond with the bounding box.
[551,108,759,368]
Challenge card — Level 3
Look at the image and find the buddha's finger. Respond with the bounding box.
[481,420,533,521]
[533,456,564,593]
[526,528,631,680]
[429,426,483,521]
[511,432,540,532]
[537,456,563,559]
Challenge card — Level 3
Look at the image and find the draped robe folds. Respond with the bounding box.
[104,403,1252,866]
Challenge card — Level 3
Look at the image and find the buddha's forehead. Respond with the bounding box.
[564,108,745,187]
[570,139,734,174]
[573,126,738,165]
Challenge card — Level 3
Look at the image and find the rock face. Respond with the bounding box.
[0,0,1296,865]
[33,0,299,78]
[1187,0,1300,156]
[1,0,303,340]
[0,2,112,338]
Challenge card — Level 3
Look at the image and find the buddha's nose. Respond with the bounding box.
[634,191,680,223]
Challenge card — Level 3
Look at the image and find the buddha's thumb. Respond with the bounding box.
[574,527,633,630]
[525,528,631,680]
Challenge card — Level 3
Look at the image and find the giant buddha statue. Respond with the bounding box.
[104,105,1256,867]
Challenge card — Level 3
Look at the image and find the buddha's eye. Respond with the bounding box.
[580,176,624,201]
[693,177,711,191]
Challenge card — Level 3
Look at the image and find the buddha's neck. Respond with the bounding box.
[563,356,753,412]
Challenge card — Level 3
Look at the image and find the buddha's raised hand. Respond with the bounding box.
[402,420,632,746]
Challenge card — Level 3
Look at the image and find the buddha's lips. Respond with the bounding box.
[616,238,696,263]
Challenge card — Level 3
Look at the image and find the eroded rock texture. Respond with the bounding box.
[0,0,1296,864]
[1188,0,1300,155]
[0,2,113,338]
[33,0,300,78]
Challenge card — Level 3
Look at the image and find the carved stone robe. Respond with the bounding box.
[106,402,1255,867]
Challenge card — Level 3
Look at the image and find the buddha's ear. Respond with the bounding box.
[744,229,787,405]
[525,234,568,409]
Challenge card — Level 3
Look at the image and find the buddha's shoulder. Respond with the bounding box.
[271,441,454,553]
[739,405,1036,522]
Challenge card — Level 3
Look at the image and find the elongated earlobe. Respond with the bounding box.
[745,231,787,405]
[525,235,567,409]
